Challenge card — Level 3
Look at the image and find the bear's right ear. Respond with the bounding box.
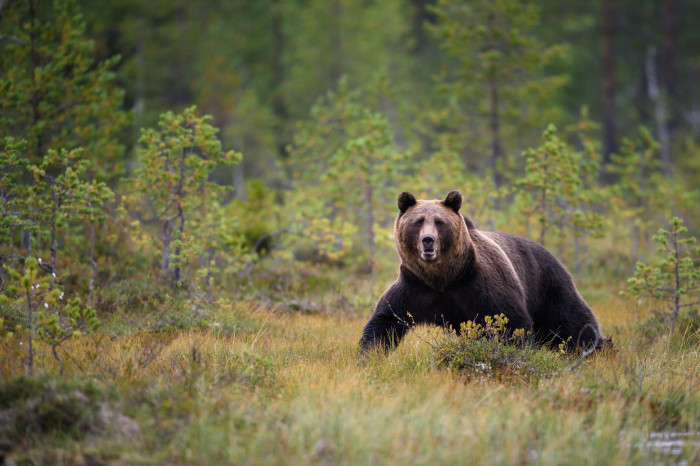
[442,190,463,213]
[397,192,416,213]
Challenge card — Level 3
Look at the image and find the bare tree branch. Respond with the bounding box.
[0,34,26,45]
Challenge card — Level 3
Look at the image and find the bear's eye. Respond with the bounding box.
[435,219,444,227]
[414,218,424,226]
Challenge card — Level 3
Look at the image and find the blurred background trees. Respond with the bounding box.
[1,0,699,314]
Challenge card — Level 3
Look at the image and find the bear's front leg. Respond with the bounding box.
[359,288,412,353]
[359,311,410,353]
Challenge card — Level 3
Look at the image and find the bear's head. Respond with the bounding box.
[394,190,471,290]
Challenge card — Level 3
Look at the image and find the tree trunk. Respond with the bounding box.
[161,147,172,278]
[662,0,678,169]
[573,229,580,274]
[645,46,671,175]
[88,222,97,305]
[22,0,40,254]
[232,159,247,201]
[329,2,343,89]
[25,284,34,377]
[539,185,547,247]
[217,125,247,200]
[28,0,43,159]
[271,0,289,158]
[173,202,184,287]
[409,0,434,54]
[133,35,146,135]
[49,185,58,291]
[487,9,502,189]
[364,182,375,274]
[672,228,680,323]
[601,0,617,176]
[161,219,171,276]
[173,146,186,287]
[635,58,651,126]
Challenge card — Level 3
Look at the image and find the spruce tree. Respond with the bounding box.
[429,0,566,187]
[0,0,128,177]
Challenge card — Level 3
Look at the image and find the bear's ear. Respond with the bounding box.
[397,191,416,213]
[442,190,463,213]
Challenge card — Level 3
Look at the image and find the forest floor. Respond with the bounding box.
[1,288,699,465]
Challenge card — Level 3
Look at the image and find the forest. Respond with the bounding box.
[0,0,699,464]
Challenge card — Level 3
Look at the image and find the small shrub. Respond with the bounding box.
[237,350,275,388]
[625,217,699,327]
[432,314,570,382]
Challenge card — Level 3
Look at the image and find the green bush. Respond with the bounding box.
[432,314,570,382]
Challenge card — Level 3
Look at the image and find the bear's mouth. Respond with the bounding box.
[420,249,437,261]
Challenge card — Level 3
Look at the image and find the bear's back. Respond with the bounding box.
[476,230,579,319]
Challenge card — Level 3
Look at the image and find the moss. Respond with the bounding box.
[0,377,104,444]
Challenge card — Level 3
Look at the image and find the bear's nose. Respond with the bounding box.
[421,235,435,249]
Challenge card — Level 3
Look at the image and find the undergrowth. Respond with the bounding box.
[431,314,572,382]
[0,377,116,451]
[634,309,700,348]
[0,289,698,464]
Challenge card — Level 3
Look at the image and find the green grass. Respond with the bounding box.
[1,292,698,465]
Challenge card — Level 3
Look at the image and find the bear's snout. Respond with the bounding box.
[420,234,437,261]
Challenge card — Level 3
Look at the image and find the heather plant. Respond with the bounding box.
[431,314,569,382]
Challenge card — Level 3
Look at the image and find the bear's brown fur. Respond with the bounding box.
[360,190,607,352]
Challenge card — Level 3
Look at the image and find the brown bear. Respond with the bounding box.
[359,190,607,353]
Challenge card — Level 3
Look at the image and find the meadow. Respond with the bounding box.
[1,270,698,465]
[2,1,700,464]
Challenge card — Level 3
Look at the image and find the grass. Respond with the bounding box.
[1,287,699,465]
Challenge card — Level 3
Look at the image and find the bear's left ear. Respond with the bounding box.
[442,190,463,213]
[398,191,417,213]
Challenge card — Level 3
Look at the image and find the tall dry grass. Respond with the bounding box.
[1,295,698,465]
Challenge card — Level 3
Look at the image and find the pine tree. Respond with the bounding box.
[429,0,567,187]
[0,0,129,177]
[131,106,241,288]
[0,138,29,288]
[609,127,669,258]
[626,217,699,326]
[287,81,408,271]
[516,124,606,265]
